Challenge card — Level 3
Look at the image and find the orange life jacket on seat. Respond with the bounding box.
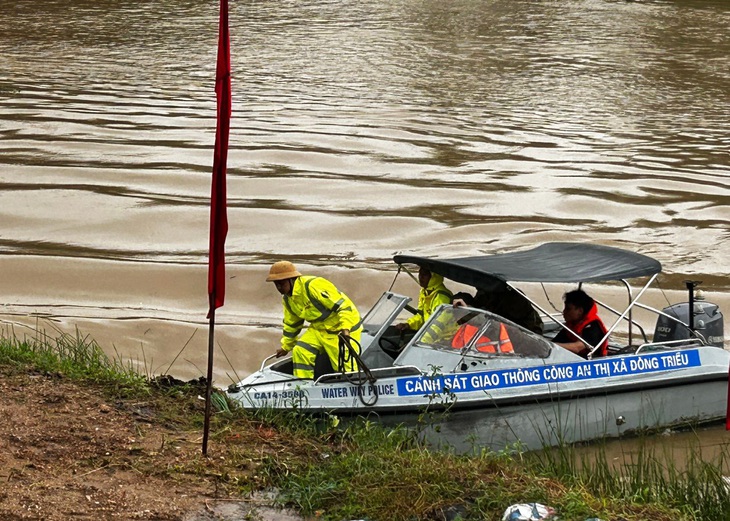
[451,323,513,353]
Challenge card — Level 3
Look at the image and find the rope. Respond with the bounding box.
[401,264,420,285]
[655,279,675,310]
[387,265,402,292]
[541,283,562,314]
[337,333,378,406]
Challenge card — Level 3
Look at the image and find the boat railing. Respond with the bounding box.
[632,301,693,330]
[259,353,279,371]
[315,365,422,384]
[594,298,649,344]
[634,338,705,354]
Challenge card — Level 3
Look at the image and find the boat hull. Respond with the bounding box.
[393,378,728,452]
[229,349,730,451]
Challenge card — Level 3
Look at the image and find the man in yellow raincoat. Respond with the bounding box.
[396,267,453,333]
[267,261,361,379]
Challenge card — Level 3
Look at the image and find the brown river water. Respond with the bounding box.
[1,0,729,454]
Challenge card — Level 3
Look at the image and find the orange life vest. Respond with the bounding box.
[451,323,513,353]
[563,303,608,357]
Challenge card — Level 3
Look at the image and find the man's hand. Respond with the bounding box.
[452,298,467,307]
[338,329,350,338]
[394,323,409,331]
[275,348,288,358]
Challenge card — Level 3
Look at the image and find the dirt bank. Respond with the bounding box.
[0,369,304,521]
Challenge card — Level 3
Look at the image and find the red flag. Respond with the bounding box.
[208,0,231,314]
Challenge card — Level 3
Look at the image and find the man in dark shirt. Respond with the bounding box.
[552,289,608,358]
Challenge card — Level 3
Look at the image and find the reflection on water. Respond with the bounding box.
[2,0,729,264]
[568,422,730,477]
[1,0,729,401]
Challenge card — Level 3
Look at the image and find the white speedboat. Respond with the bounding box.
[228,243,728,451]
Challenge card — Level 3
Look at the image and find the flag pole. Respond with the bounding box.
[203,295,216,455]
[203,0,231,456]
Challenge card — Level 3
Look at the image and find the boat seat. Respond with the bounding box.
[541,321,562,334]
[607,344,637,356]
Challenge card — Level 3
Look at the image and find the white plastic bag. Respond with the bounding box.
[502,503,556,521]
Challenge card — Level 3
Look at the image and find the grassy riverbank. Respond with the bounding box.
[1,327,728,520]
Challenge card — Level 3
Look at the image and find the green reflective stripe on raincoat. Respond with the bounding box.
[280,276,361,351]
[292,362,315,376]
[282,309,305,339]
[406,272,453,331]
[419,310,458,345]
[302,279,347,322]
[328,298,345,317]
[295,340,320,356]
[302,278,330,320]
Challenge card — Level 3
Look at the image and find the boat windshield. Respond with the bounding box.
[360,292,411,336]
[413,306,551,358]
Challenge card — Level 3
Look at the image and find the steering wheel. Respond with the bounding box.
[379,336,402,358]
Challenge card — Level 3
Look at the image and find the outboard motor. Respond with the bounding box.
[653,281,725,348]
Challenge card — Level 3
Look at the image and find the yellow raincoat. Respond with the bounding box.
[406,272,453,331]
[281,276,361,379]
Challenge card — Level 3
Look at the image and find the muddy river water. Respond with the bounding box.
[1,0,729,454]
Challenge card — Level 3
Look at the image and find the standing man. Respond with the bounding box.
[396,267,453,332]
[267,261,361,379]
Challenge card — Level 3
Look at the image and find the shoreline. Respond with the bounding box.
[0,255,394,382]
[3,253,728,385]
[2,328,727,521]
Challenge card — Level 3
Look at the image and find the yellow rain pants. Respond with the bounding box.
[280,275,361,379]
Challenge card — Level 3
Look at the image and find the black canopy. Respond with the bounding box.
[393,242,662,290]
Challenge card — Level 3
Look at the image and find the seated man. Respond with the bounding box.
[552,289,608,358]
[396,267,453,332]
[453,283,543,334]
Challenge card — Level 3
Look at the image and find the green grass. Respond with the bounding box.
[2,327,728,520]
[526,433,730,521]
[0,325,148,397]
[249,418,653,520]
